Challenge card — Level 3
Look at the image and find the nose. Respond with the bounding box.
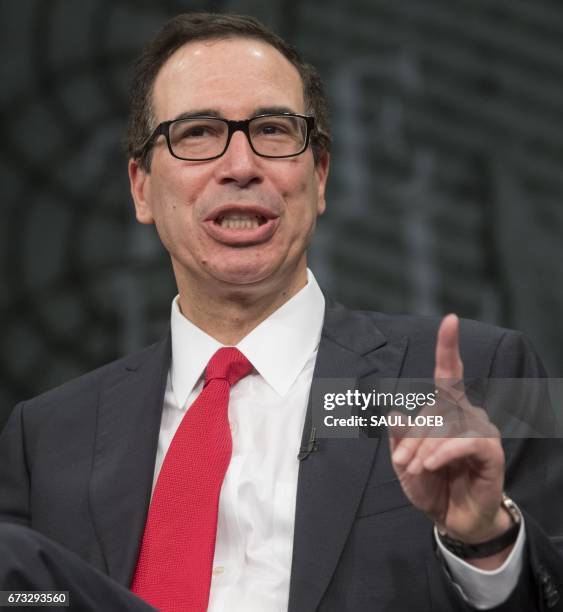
[215,129,263,188]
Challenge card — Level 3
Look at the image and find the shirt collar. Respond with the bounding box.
[170,269,325,408]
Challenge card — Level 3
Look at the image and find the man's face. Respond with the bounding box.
[129,37,329,296]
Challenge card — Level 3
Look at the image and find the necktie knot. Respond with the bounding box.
[205,347,252,387]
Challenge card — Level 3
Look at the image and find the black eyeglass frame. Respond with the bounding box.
[139,113,315,162]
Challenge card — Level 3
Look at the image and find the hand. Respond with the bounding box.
[389,314,513,564]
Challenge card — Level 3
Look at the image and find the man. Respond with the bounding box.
[0,12,562,612]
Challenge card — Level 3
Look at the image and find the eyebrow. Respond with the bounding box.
[254,106,297,116]
[170,106,299,122]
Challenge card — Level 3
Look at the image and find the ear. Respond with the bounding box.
[128,159,154,224]
[314,151,330,216]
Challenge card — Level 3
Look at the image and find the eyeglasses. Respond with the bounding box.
[140,113,315,162]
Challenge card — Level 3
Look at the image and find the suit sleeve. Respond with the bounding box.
[0,402,31,526]
[496,332,563,610]
[438,329,563,610]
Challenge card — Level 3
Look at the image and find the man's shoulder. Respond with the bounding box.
[19,335,170,415]
[326,299,515,345]
[324,301,540,377]
[364,309,505,336]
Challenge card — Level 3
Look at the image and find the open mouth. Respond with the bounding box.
[204,206,279,245]
[214,213,268,230]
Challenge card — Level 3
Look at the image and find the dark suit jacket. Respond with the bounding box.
[1,301,562,611]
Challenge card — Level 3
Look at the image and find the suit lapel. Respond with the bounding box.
[289,304,408,612]
[89,334,171,586]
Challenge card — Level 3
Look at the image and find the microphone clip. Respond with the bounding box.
[297,427,319,461]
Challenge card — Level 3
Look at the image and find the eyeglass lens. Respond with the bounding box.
[168,115,308,159]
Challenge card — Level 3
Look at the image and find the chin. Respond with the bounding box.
[208,259,281,288]
[208,251,298,289]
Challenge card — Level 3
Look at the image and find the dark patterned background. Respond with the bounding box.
[1,0,562,428]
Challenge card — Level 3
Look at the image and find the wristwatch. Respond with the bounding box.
[437,494,521,560]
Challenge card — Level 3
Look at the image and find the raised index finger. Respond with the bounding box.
[434,313,470,414]
[434,315,493,439]
[435,313,464,382]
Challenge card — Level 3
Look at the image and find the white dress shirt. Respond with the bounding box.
[153,270,523,611]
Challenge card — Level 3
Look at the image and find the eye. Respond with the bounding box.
[178,124,215,139]
[260,122,289,135]
[252,117,296,139]
[183,126,207,138]
[172,120,224,142]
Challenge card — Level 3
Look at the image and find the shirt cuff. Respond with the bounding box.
[434,515,525,610]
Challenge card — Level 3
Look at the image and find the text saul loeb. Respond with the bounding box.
[321,387,444,429]
[323,414,444,428]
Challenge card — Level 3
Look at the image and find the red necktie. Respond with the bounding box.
[131,347,253,611]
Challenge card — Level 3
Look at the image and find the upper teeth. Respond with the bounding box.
[219,214,262,229]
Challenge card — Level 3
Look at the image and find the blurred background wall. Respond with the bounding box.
[1,0,562,429]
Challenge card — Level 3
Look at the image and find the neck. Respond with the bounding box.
[174,265,309,345]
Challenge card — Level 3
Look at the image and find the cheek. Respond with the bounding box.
[146,183,195,251]
[282,175,320,224]
[150,168,203,224]
[153,159,210,204]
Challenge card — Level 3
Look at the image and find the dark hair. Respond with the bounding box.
[126,13,331,170]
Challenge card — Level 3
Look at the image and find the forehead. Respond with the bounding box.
[152,37,306,121]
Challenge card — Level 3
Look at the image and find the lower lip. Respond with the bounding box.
[203,218,279,246]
